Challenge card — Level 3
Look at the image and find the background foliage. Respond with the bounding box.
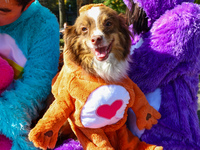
[40,0,200,16]
[195,0,200,4]
[39,0,200,27]
[103,0,126,14]
[93,0,126,13]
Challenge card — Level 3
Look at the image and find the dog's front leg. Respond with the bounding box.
[79,128,114,150]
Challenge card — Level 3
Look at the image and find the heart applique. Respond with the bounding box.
[96,100,123,119]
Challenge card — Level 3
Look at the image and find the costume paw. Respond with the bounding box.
[28,123,58,150]
[135,105,161,130]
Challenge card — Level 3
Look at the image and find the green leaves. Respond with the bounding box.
[104,0,126,14]
[195,0,200,4]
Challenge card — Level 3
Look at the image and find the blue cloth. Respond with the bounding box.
[0,1,60,149]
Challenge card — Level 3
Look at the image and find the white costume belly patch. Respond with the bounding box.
[81,85,130,128]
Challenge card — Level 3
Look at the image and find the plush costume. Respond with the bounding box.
[0,0,59,149]
[0,57,14,95]
[29,57,162,150]
[123,0,200,149]
[0,57,14,150]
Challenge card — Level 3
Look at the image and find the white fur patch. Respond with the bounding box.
[87,7,101,25]
[86,7,106,49]
[93,53,130,81]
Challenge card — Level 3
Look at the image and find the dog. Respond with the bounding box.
[64,3,131,82]
[28,4,162,150]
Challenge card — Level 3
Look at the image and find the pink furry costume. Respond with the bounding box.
[0,56,14,94]
[0,56,14,150]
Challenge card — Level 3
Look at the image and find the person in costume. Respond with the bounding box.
[0,0,60,149]
[123,0,200,149]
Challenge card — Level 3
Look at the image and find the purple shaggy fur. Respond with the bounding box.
[124,0,200,149]
[124,0,195,25]
[54,139,83,150]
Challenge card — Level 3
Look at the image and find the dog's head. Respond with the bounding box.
[64,4,132,82]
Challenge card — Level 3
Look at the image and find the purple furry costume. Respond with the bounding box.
[123,0,200,149]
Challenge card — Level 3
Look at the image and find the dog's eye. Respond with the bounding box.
[82,27,88,32]
[105,21,112,27]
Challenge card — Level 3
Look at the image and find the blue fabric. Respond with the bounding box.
[127,88,161,138]
[0,1,60,149]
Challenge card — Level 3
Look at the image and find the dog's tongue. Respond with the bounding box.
[94,47,108,61]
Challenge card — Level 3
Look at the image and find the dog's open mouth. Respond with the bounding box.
[91,40,114,61]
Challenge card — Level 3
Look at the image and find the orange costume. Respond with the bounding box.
[29,54,162,149]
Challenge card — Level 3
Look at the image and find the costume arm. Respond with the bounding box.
[29,88,74,149]
[0,14,60,138]
[129,3,200,94]
[131,82,161,130]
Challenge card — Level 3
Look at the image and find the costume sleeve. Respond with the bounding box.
[0,12,60,137]
[28,88,74,149]
[128,3,200,94]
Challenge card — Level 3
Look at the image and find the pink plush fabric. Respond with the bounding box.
[0,57,14,149]
[0,56,14,94]
[0,134,12,150]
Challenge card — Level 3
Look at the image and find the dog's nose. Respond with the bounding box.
[91,35,103,45]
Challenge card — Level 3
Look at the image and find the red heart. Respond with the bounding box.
[96,100,123,119]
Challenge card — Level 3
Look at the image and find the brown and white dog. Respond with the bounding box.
[64,4,131,82]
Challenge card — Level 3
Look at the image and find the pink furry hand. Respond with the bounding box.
[0,57,14,94]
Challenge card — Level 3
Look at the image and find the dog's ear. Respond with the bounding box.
[63,26,77,46]
[118,14,132,54]
[63,25,82,65]
[63,26,79,54]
